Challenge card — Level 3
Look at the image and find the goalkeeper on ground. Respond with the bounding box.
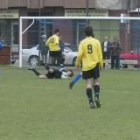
[28,65,74,79]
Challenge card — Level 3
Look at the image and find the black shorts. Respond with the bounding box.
[82,63,100,80]
[49,51,61,57]
[45,72,55,79]
[45,69,62,79]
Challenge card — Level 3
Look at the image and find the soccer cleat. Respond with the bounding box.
[69,82,74,89]
[89,102,95,109]
[95,97,101,108]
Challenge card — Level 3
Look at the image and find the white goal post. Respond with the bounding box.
[19,16,140,68]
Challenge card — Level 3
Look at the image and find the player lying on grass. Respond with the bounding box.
[28,65,74,79]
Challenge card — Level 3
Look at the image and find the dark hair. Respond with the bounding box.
[54,29,59,34]
[84,26,93,37]
[68,70,74,77]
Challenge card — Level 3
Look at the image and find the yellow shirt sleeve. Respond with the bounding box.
[45,35,60,51]
[55,36,59,45]
[76,42,84,67]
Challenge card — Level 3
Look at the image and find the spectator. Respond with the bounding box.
[102,36,111,59]
[110,37,122,69]
[39,35,48,65]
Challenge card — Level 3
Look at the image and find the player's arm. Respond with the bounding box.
[61,72,68,79]
[76,42,83,68]
[97,41,103,68]
[55,36,59,45]
[69,72,82,89]
[55,36,60,50]
[45,37,50,47]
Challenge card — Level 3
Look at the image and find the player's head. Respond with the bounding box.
[41,35,47,42]
[67,70,74,77]
[54,29,60,35]
[84,26,93,37]
[104,36,108,41]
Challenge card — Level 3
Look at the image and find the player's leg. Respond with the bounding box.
[56,51,62,66]
[83,70,95,109]
[93,79,100,100]
[38,75,47,79]
[28,68,47,79]
[93,79,101,108]
[61,52,65,66]
[49,51,56,65]
[69,72,82,89]
[45,63,65,74]
[115,56,120,69]
[44,65,55,72]
[111,56,115,69]
[93,63,101,108]
[28,68,41,76]
[86,78,95,109]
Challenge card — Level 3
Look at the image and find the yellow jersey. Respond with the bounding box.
[76,37,103,71]
[45,35,60,51]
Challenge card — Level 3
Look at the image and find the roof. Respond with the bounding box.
[0,0,139,9]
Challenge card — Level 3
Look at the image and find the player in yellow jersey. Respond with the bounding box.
[76,26,103,109]
[46,29,62,66]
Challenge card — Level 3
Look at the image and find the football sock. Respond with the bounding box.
[94,85,100,100]
[86,88,93,103]
[71,72,82,85]
[31,69,41,76]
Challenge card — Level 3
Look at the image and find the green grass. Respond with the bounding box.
[0,66,140,140]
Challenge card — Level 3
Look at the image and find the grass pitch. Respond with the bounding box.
[0,66,140,140]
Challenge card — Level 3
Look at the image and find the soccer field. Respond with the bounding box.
[0,66,140,140]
